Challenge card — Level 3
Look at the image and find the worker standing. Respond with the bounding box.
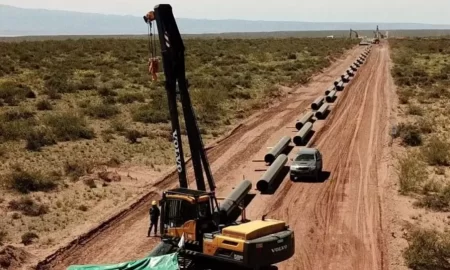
[148,201,160,237]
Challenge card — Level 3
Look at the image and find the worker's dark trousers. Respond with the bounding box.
[148,220,158,236]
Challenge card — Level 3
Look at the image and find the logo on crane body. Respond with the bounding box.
[172,130,182,173]
[271,245,288,253]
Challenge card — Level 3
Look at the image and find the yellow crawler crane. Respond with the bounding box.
[142,4,295,270]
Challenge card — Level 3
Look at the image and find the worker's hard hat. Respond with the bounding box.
[152,201,157,206]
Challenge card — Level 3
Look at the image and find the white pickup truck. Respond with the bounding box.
[289,148,323,182]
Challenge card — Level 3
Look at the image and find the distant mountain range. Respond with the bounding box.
[1,4,450,36]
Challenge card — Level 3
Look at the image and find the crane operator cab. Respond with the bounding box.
[160,188,218,244]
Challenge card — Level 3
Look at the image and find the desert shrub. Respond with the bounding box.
[0,231,7,246]
[25,127,57,151]
[2,109,35,122]
[397,152,427,194]
[408,104,424,116]
[0,81,35,105]
[0,57,15,75]
[0,119,35,142]
[84,103,120,119]
[36,99,53,111]
[191,87,226,124]
[46,88,62,100]
[422,180,442,195]
[427,87,450,99]
[8,167,58,194]
[76,77,97,90]
[131,103,169,124]
[105,157,122,167]
[117,92,145,104]
[101,131,114,142]
[64,161,93,181]
[397,123,423,146]
[125,129,144,144]
[78,205,88,211]
[110,79,125,89]
[8,197,49,216]
[417,118,434,134]
[97,85,118,97]
[404,228,450,270]
[102,96,117,105]
[21,232,39,246]
[264,85,282,99]
[43,72,74,94]
[83,178,96,189]
[398,89,412,104]
[287,53,297,60]
[110,118,127,132]
[416,185,450,211]
[422,136,450,166]
[44,113,94,141]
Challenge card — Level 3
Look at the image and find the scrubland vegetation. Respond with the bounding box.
[0,37,356,248]
[390,38,450,269]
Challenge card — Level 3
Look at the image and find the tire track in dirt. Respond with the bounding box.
[243,44,391,270]
[39,46,365,269]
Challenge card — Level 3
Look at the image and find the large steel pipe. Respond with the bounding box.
[354,62,360,67]
[311,96,325,110]
[325,86,335,95]
[293,122,313,146]
[315,104,330,119]
[220,180,252,216]
[347,69,355,77]
[341,74,350,83]
[350,65,357,72]
[333,79,341,87]
[336,81,345,91]
[357,59,364,64]
[264,136,291,163]
[256,154,288,192]
[295,111,314,130]
[326,90,337,103]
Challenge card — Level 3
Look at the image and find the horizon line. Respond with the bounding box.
[2,4,450,26]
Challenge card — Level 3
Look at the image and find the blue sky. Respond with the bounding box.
[1,0,450,24]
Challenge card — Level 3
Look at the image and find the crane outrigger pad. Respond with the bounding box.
[67,253,179,270]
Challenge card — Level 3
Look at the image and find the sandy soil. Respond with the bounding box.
[35,44,399,270]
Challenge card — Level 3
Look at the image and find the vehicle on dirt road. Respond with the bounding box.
[289,148,323,181]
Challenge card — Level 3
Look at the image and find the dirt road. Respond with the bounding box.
[240,43,393,270]
[38,44,394,270]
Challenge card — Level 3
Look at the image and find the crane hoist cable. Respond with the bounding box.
[146,11,159,82]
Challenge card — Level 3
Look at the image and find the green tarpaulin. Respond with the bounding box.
[67,253,179,270]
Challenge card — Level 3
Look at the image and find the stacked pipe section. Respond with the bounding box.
[257,154,288,192]
[264,136,291,164]
[315,104,329,120]
[219,180,252,221]
[295,112,314,131]
[326,90,337,103]
[325,87,335,96]
[294,122,313,146]
[311,96,325,110]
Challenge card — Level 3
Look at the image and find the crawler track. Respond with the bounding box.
[38,44,393,270]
